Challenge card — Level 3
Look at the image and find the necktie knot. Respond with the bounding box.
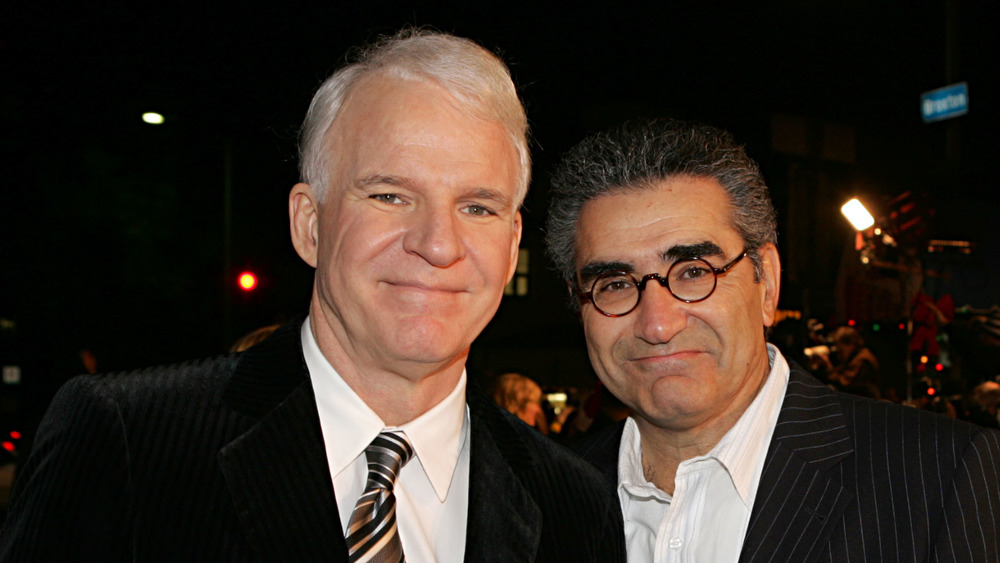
[364,431,413,493]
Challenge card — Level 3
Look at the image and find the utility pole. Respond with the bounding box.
[223,139,234,348]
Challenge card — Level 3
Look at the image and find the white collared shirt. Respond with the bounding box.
[618,343,790,562]
[301,318,470,562]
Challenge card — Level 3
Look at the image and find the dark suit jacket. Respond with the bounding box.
[575,364,1000,562]
[0,322,625,562]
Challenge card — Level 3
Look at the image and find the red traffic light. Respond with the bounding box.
[238,272,258,291]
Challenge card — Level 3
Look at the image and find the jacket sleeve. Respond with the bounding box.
[932,426,1000,561]
[0,376,132,562]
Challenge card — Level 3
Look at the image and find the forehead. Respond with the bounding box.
[575,176,741,268]
[327,75,519,192]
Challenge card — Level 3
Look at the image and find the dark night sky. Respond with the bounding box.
[3,2,1000,395]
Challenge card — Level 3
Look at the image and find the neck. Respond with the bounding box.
[347,364,465,426]
[634,417,723,494]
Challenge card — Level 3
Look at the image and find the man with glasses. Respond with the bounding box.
[546,118,1000,561]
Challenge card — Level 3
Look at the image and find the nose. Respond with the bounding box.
[402,205,466,267]
[633,280,686,345]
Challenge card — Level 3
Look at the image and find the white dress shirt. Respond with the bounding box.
[618,344,790,562]
[302,318,470,562]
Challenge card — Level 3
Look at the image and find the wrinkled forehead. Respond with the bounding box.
[574,178,740,263]
[579,175,736,226]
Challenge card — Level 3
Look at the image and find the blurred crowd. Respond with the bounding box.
[490,373,629,444]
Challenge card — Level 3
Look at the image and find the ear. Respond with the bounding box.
[505,211,524,283]
[289,183,320,268]
[758,243,782,327]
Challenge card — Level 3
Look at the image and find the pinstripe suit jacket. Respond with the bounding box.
[576,364,1000,562]
[0,321,625,562]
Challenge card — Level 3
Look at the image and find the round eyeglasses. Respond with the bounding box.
[578,250,749,317]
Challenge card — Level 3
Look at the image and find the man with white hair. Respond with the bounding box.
[1,30,624,562]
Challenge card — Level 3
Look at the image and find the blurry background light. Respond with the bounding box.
[841,198,875,231]
[142,112,165,125]
[238,272,257,291]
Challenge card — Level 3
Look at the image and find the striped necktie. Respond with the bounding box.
[346,431,414,563]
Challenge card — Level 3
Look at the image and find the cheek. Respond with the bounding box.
[583,318,627,372]
[338,218,404,268]
[704,287,762,336]
[469,231,517,284]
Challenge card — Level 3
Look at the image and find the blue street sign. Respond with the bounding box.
[921,82,968,123]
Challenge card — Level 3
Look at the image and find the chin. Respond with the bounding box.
[389,328,468,362]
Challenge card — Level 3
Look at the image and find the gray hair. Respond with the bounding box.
[299,29,530,206]
[545,118,777,307]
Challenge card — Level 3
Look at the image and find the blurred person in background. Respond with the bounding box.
[969,380,1000,429]
[813,326,881,399]
[491,372,548,434]
[229,324,281,353]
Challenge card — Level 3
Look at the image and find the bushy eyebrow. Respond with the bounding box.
[578,261,634,286]
[662,241,724,262]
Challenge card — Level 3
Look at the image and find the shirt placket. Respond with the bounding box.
[656,459,716,562]
[656,468,690,561]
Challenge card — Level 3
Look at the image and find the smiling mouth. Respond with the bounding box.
[632,349,704,363]
[385,280,466,294]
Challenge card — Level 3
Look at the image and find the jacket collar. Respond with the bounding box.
[223,319,310,418]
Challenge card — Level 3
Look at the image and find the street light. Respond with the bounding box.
[142,112,165,125]
[841,198,875,231]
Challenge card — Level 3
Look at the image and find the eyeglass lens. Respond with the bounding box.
[591,258,718,315]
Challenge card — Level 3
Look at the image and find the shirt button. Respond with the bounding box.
[669,537,683,550]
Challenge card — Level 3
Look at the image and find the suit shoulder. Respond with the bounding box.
[834,391,1000,465]
[838,392,977,434]
[59,354,239,404]
[38,354,243,439]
